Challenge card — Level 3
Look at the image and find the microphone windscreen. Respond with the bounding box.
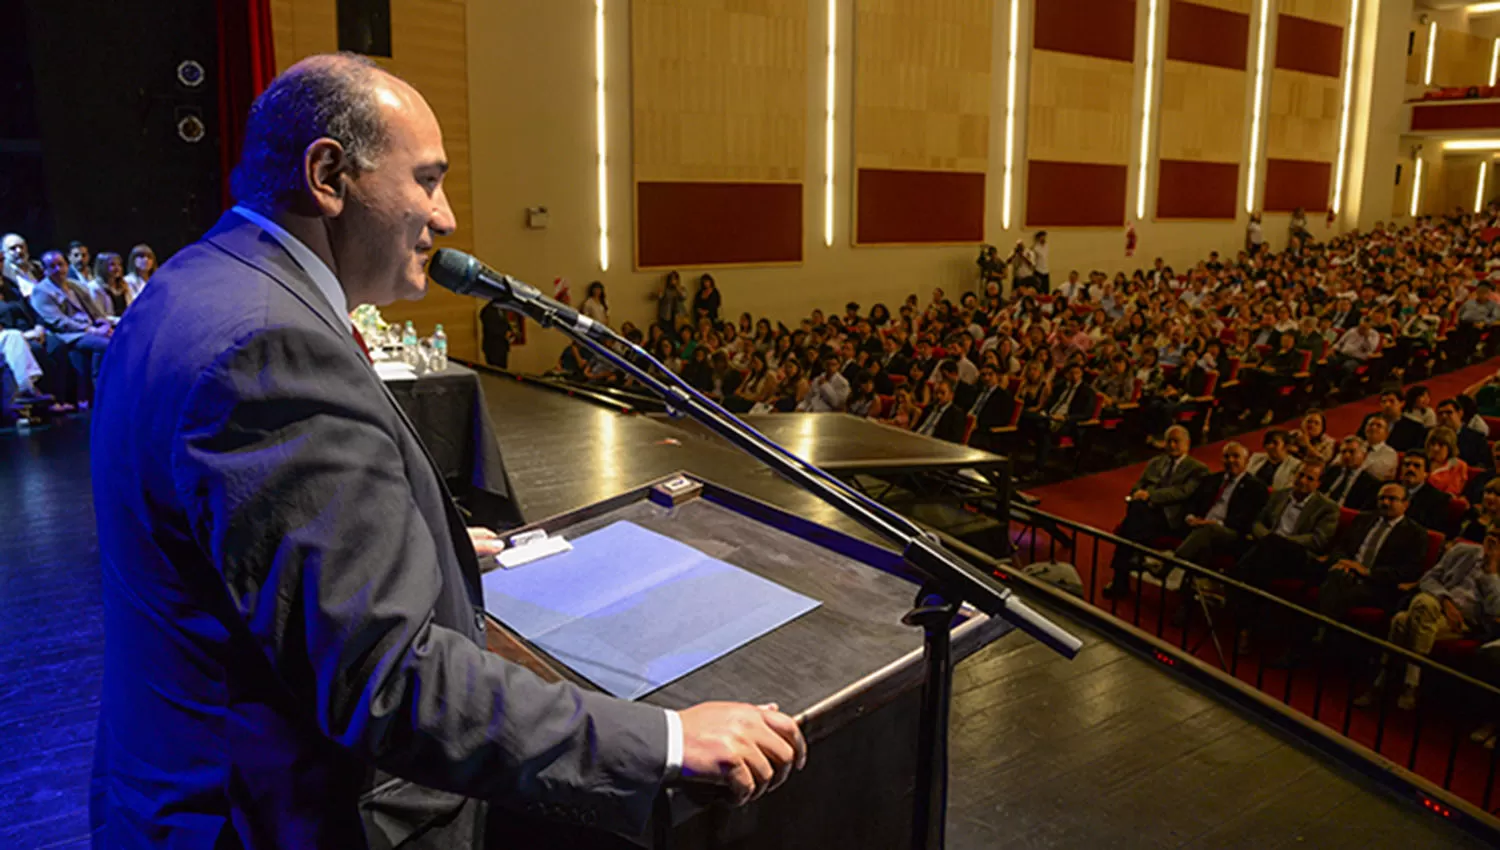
[428,248,478,294]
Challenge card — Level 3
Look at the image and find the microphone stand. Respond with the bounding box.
[506,298,1082,850]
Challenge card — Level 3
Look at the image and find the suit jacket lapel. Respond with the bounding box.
[205,211,486,602]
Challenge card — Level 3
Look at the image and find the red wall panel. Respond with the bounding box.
[1411,101,1500,131]
[855,169,986,245]
[1025,161,1128,227]
[1034,0,1137,63]
[1273,15,1343,78]
[1156,160,1239,219]
[1166,0,1249,71]
[636,182,803,268]
[1262,159,1331,213]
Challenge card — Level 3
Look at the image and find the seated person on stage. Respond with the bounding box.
[913,378,966,443]
[1399,450,1455,535]
[965,363,1014,451]
[1022,361,1095,474]
[1247,429,1302,490]
[29,250,112,390]
[1425,427,1473,497]
[1103,425,1210,599]
[1316,482,1429,624]
[1321,436,1382,511]
[1228,459,1337,648]
[0,326,49,406]
[1361,415,1399,480]
[1436,397,1494,470]
[1357,529,1500,712]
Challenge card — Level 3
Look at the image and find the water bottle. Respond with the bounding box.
[402,321,418,364]
[433,324,448,371]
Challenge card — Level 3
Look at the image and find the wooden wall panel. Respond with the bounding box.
[1432,29,1494,89]
[632,0,807,184]
[853,0,992,173]
[1265,70,1339,164]
[1158,61,1246,163]
[265,0,478,361]
[1027,49,1134,166]
[1277,0,1347,27]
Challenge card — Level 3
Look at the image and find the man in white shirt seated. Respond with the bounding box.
[1325,315,1381,396]
[800,354,850,413]
[2,233,42,298]
[1248,429,1302,490]
[1055,270,1085,301]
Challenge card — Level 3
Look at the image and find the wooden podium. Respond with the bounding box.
[479,473,1013,849]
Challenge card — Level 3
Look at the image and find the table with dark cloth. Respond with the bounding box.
[382,363,518,527]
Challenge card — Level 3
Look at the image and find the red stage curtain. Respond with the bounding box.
[217,0,277,209]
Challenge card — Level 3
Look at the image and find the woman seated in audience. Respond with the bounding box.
[906,361,933,409]
[678,325,700,361]
[1013,359,1051,421]
[653,338,681,374]
[766,333,794,370]
[95,252,132,317]
[737,312,753,338]
[1094,354,1134,415]
[1427,427,1473,496]
[124,243,156,299]
[1456,478,1500,542]
[753,318,775,352]
[869,303,892,328]
[847,375,878,418]
[1390,384,1436,451]
[725,350,779,413]
[681,346,713,394]
[706,350,742,401]
[773,360,809,412]
[1291,410,1337,465]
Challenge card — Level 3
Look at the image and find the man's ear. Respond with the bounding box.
[304,139,350,218]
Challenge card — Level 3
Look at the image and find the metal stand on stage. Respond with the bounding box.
[429,250,1084,850]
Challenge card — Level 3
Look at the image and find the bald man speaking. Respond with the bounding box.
[89,54,804,850]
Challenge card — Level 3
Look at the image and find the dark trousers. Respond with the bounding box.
[1108,500,1174,588]
[1227,534,1322,623]
[64,333,110,400]
[1318,569,1384,620]
[1021,412,1077,471]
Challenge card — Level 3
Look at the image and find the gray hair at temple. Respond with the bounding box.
[230,53,392,213]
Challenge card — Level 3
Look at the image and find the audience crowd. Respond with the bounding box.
[551,206,1500,733]
[0,232,156,421]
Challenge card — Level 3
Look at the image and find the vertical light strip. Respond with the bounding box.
[1410,156,1425,217]
[1478,161,1490,213]
[1001,0,1020,230]
[1330,0,1360,215]
[1246,0,1270,214]
[1135,0,1160,220]
[823,0,837,247]
[1423,21,1437,85]
[594,0,609,271]
[1490,39,1499,86]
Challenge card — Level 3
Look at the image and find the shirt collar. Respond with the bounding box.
[232,205,351,331]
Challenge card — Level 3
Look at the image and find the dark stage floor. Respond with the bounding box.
[0,416,1488,849]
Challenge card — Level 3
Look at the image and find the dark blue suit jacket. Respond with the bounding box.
[89,212,668,849]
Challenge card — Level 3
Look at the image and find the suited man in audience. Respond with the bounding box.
[1436,397,1493,470]
[966,363,1014,450]
[1027,362,1096,473]
[876,334,910,394]
[1247,429,1302,490]
[1103,425,1209,599]
[29,250,112,390]
[1322,436,1382,511]
[1389,402,1429,452]
[1317,483,1429,624]
[2,233,42,298]
[915,377,967,443]
[88,55,806,848]
[1229,459,1339,648]
[1167,442,1267,566]
[1399,451,1455,536]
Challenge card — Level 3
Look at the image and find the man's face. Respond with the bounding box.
[1401,457,1428,487]
[1338,441,1366,469]
[1222,446,1248,477]
[1380,394,1402,417]
[1437,403,1462,430]
[1366,417,1389,445]
[1165,429,1188,457]
[334,77,456,306]
[1375,485,1408,520]
[980,366,998,386]
[935,382,953,404]
[1292,464,1321,496]
[3,236,27,265]
[1264,436,1287,461]
[41,252,68,284]
[68,244,90,271]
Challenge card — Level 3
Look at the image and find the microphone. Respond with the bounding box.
[427,248,610,341]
